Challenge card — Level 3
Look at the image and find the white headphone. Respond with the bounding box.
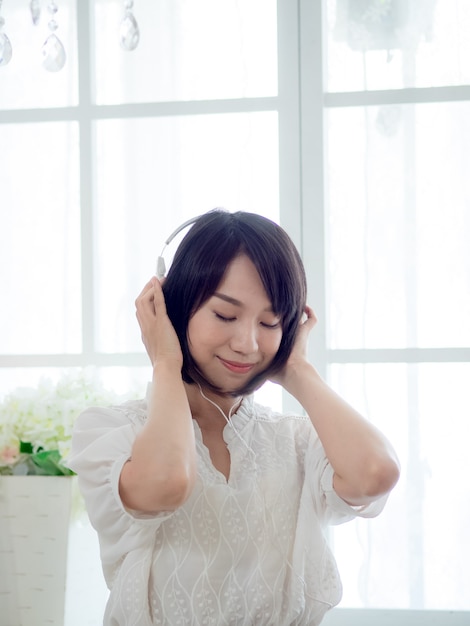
[156,215,202,279]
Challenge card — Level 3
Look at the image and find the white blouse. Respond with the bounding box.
[68,395,387,626]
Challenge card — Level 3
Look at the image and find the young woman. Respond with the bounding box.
[69,209,400,626]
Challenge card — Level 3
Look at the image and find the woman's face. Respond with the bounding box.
[187,254,283,394]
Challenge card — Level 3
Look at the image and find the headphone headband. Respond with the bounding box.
[156,214,202,278]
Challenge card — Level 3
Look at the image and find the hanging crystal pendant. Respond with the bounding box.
[0,31,12,67]
[30,0,42,25]
[120,0,140,51]
[0,2,12,67]
[41,1,66,71]
[42,33,66,71]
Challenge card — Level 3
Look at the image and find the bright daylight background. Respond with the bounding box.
[0,1,469,625]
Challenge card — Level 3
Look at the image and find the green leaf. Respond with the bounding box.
[19,441,34,454]
[30,449,75,476]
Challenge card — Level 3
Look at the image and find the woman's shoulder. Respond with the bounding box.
[68,398,148,472]
[74,398,148,431]
[247,398,315,446]
[250,397,310,426]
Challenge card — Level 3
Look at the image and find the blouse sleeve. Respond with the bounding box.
[67,403,174,583]
[305,429,389,525]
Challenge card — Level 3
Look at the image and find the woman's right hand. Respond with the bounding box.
[122,279,195,514]
[135,277,183,368]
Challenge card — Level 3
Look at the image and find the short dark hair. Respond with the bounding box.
[162,209,307,396]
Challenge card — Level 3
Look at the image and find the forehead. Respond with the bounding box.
[213,255,271,306]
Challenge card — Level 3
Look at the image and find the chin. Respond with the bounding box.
[229,372,269,397]
[190,361,271,398]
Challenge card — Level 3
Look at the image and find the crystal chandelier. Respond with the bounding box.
[0,0,140,71]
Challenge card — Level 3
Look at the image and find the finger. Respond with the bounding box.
[151,277,167,310]
[136,277,157,302]
[136,276,166,307]
[135,280,159,322]
[303,305,317,327]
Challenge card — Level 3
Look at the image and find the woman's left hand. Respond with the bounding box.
[270,305,317,389]
[271,307,400,506]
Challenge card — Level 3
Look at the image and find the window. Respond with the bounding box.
[1,1,469,624]
[318,0,470,620]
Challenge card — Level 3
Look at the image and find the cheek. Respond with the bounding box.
[264,330,283,356]
[187,311,223,355]
[187,308,208,339]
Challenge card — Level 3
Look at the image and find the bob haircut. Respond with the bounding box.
[162,209,307,396]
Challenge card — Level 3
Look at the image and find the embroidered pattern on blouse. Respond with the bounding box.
[71,397,376,626]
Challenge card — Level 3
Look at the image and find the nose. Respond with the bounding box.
[230,321,259,355]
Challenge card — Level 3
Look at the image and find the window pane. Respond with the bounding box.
[99,366,149,397]
[0,366,146,404]
[93,0,277,104]
[66,515,107,626]
[329,362,470,610]
[0,0,78,109]
[326,102,470,349]
[0,123,81,354]
[326,0,470,91]
[94,112,279,352]
[0,368,66,401]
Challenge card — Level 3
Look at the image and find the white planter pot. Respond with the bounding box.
[0,475,73,626]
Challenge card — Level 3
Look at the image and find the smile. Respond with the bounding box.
[218,358,256,374]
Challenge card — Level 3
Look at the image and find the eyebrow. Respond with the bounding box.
[213,292,275,313]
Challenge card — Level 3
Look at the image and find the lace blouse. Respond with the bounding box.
[68,395,387,626]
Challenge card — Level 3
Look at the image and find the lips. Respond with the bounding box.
[218,357,256,374]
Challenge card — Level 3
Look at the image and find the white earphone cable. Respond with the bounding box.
[195,384,329,605]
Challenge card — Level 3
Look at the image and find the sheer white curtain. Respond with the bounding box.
[322,0,470,614]
[0,1,469,624]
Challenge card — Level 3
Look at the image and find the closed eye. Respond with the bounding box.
[261,321,281,329]
[214,312,236,322]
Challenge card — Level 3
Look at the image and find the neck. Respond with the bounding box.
[185,382,243,429]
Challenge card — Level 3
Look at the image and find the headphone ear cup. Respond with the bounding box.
[156,256,166,279]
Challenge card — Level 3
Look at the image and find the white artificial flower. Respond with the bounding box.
[0,368,131,475]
